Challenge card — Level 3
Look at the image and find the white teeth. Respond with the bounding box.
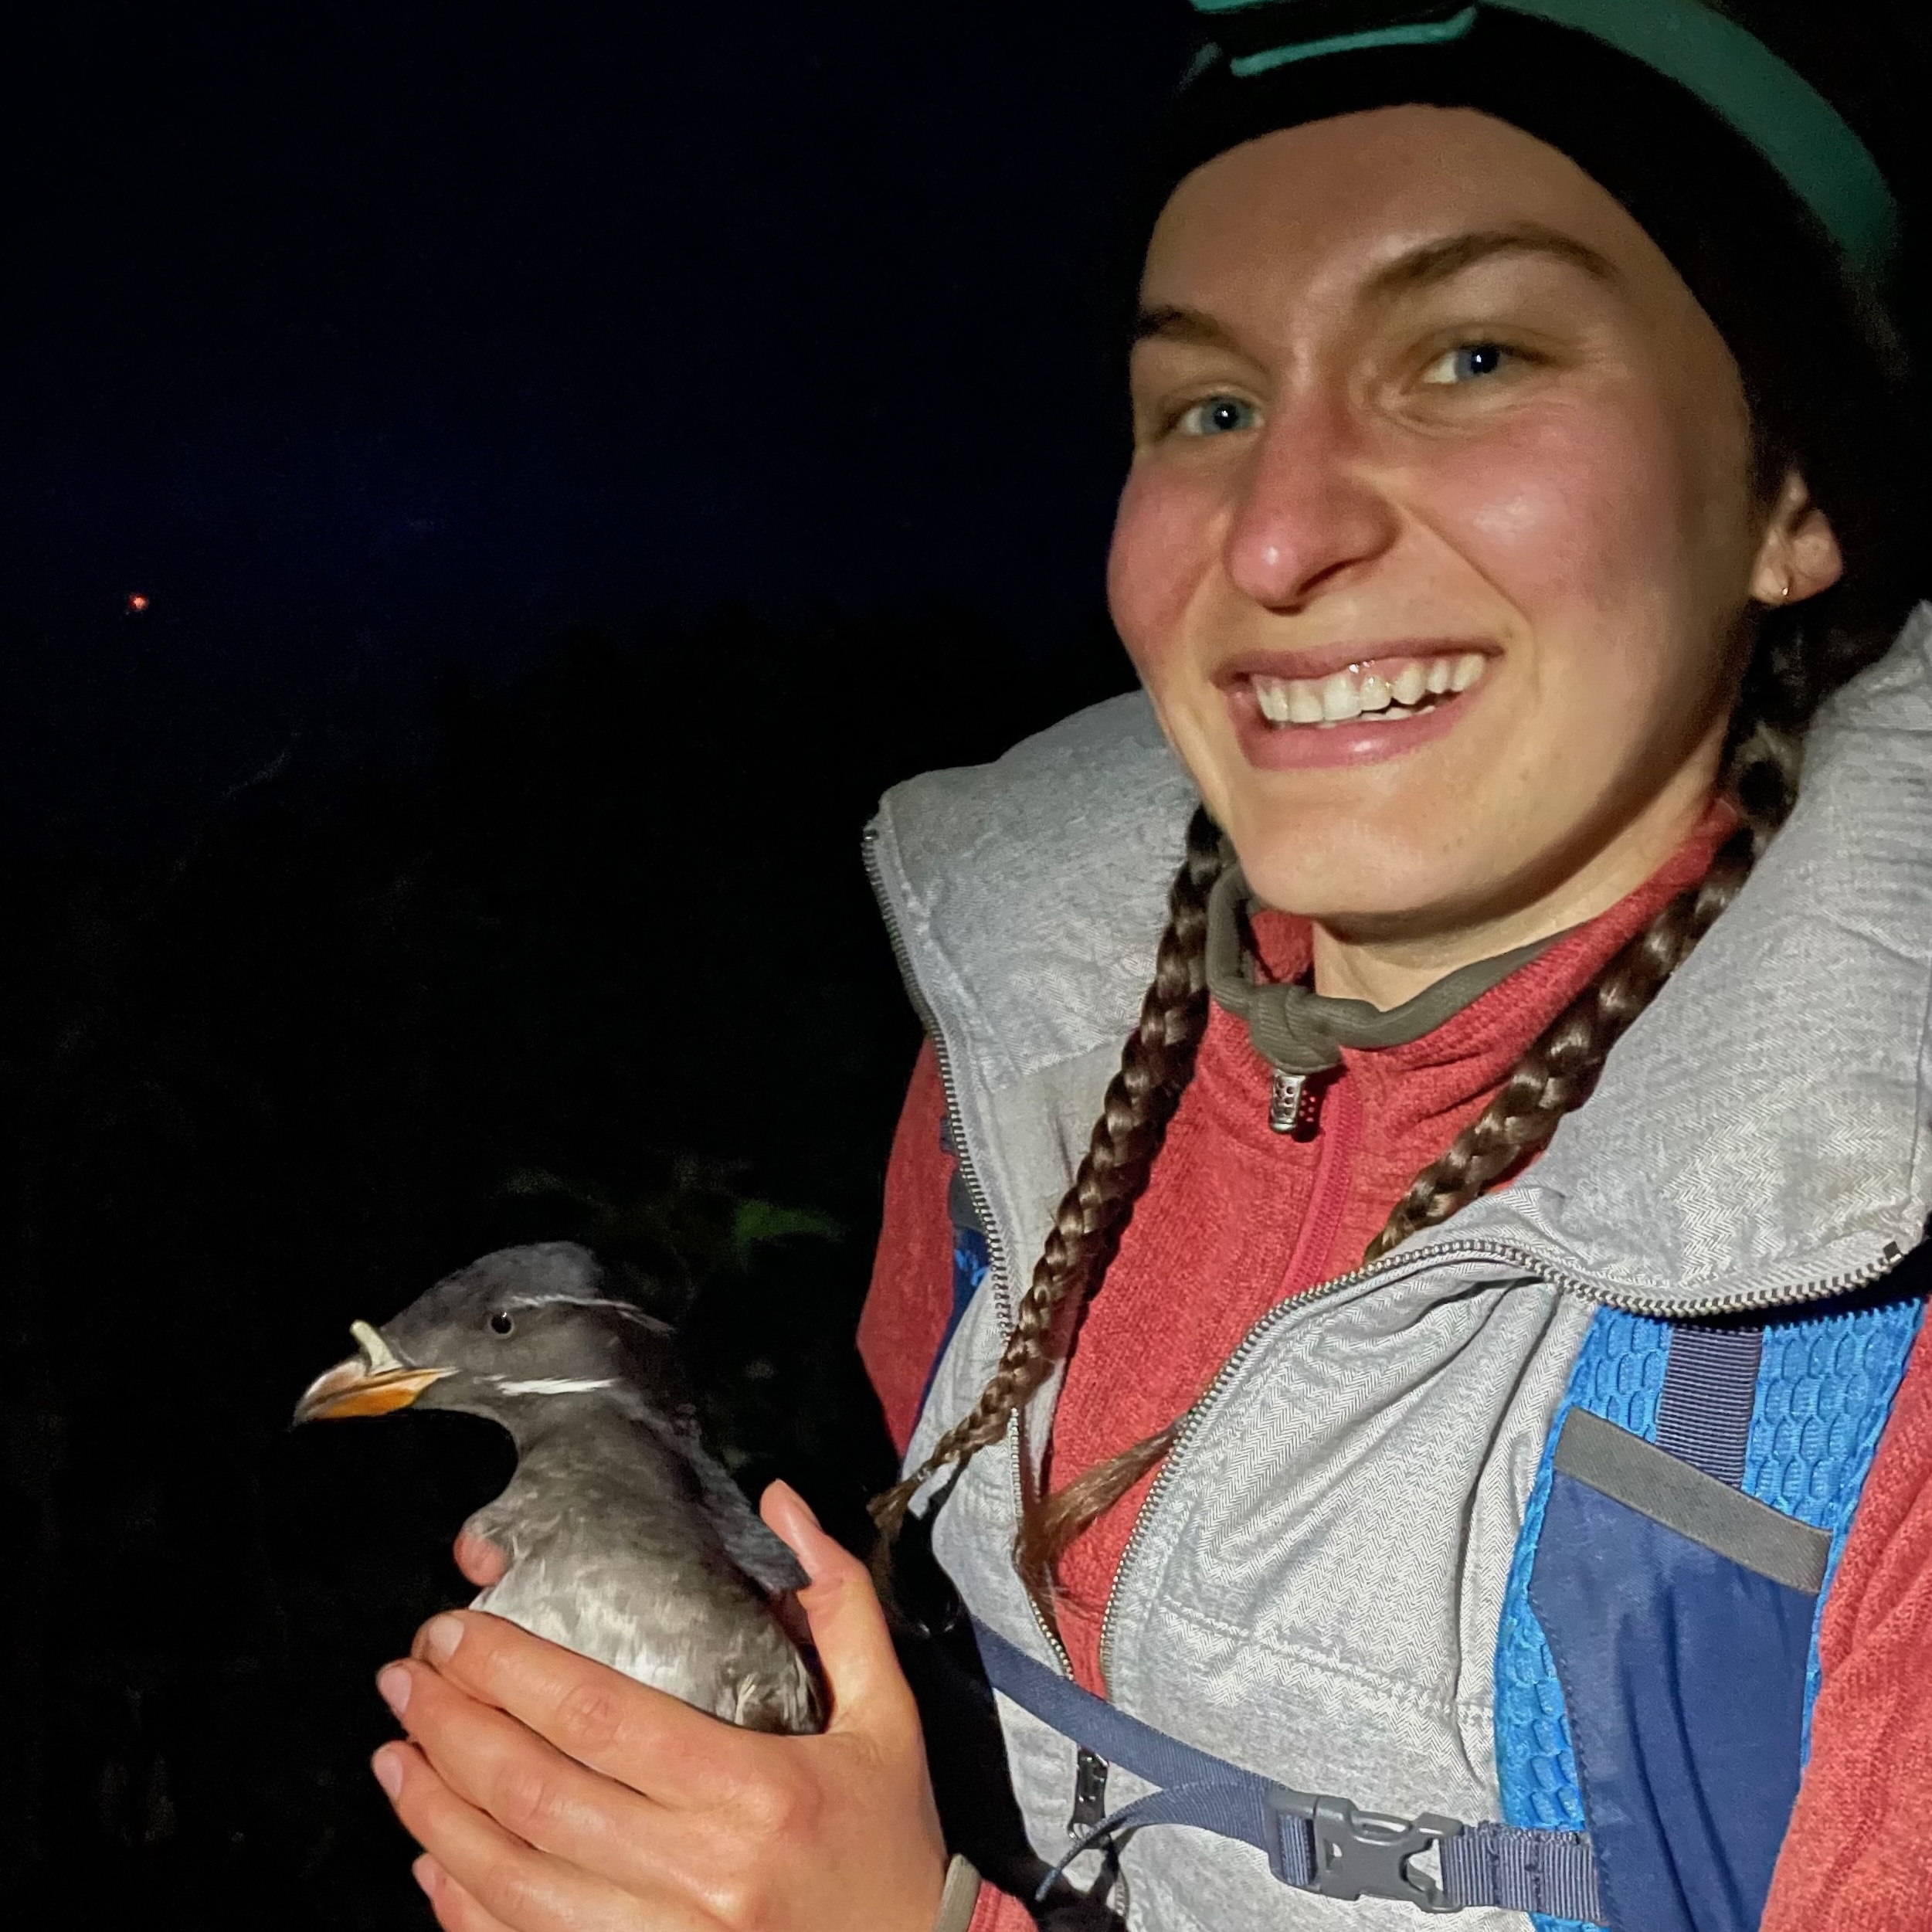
[1320,672,1362,720]
[1252,651,1489,725]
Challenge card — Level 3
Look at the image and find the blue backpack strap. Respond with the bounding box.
[971,1616,1601,1920]
[1502,1288,1926,1932]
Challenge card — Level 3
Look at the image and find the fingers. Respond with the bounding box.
[760,1482,921,1750]
[454,1529,508,1587]
[413,1857,517,1932]
[378,1658,692,1893]
[406,1610,754,1807]
[372,1742,657,1932]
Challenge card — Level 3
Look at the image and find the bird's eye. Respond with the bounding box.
[489,1311,514,1336]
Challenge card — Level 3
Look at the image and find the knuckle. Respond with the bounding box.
[705,1869,779,1932]
[738,1763,823,1842]
[480,1846,546,1922]
[554,1676,626,1756]
[494,1758,566,1839]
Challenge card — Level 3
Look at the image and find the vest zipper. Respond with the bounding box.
[1097,1232,1904,1686]
[863,825,1077,1677]
[867,827,1910,1706]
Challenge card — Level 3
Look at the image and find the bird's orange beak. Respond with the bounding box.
[293,1320,452,1424]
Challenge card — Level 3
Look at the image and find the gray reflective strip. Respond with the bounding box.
[1555,1407,1830,1594]
[1440,1821,1602,1922]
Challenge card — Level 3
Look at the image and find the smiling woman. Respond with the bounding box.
[368,5,1932,1932]
[1110,110,1825,988]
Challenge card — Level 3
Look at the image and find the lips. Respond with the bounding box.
[1215,641,1499,771]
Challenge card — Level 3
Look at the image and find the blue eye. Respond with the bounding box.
[1177,395,1258,436]
[1423,342,1513,385]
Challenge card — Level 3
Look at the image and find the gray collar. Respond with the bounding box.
[1203,861,1561,1077]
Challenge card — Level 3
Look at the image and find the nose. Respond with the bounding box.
[1221,395,1401,611]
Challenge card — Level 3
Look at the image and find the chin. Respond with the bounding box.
[1234,844,1464,928]
[1216,785,1450,914]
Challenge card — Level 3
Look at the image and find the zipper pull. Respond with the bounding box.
[1269,1068,1322,1137]
[1068,1747,1110,1839]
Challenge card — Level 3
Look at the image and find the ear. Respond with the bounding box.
[1749,467,1844,608]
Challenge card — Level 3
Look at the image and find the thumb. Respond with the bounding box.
[761,1480,917,1743]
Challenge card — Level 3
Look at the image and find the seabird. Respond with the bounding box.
[294,1241,821,1734]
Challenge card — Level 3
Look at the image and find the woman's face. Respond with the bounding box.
[1109,107,1832,943]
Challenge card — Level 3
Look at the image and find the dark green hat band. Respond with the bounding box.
[1187,0,1901,280]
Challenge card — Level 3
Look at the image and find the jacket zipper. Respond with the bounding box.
[862,823,1077,1676]
[1097,1231,1903,1684]
[1278,1070,1360,1293]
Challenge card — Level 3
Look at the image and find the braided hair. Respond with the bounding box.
[870,806,1225,1564]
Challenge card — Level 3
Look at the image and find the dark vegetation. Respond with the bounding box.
[0,606,1132,1924]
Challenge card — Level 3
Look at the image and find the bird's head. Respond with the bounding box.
[293,1241,681,1435]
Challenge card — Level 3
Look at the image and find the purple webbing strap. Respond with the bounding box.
[1655,1323,1764,1487]
[971,1617,1601,1920]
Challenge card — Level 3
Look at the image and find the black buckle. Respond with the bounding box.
[1268,1789,1462,1912]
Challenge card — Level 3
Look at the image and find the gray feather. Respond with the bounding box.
[334,1241,822,1733]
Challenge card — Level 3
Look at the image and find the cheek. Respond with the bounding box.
[1106,463,1220,687]
[1435,402,1707,694]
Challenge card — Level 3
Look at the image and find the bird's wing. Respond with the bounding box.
[673,1425,810,1595]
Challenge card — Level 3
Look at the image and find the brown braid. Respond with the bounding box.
[1363,650,1808,1261]
[1002,684,1812,1602]
[868,804,1228,1555]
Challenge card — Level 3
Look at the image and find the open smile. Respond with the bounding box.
[1217,643,1498,770]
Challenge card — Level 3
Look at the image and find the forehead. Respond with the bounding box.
[1143,104,1679,319]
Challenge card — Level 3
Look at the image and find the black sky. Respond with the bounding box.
[10,2,1190,629]
[4,2,1187,841]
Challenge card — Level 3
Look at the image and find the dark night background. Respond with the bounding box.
[8,5,1932,1927]
[1,2,1186,1920]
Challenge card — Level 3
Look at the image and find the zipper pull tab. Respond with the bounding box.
[1269,1068,1322,1137]
[1068,1747,1111,1839]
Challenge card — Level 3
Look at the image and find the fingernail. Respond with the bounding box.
[372,1747,405,1800]
[376,1664,411,1718]
[421,1615,463,1662]
[413,1854,440,1898]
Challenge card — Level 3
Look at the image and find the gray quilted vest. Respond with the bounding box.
[864,607,1932,1930]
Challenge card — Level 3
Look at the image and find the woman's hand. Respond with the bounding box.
[369,1482,949,1932]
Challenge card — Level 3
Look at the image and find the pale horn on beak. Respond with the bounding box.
[293,1319,452,1424]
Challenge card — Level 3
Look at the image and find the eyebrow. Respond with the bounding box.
[1131,306,1243,351]
[1131,225,1618,351]
[1363,224,1618,300]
